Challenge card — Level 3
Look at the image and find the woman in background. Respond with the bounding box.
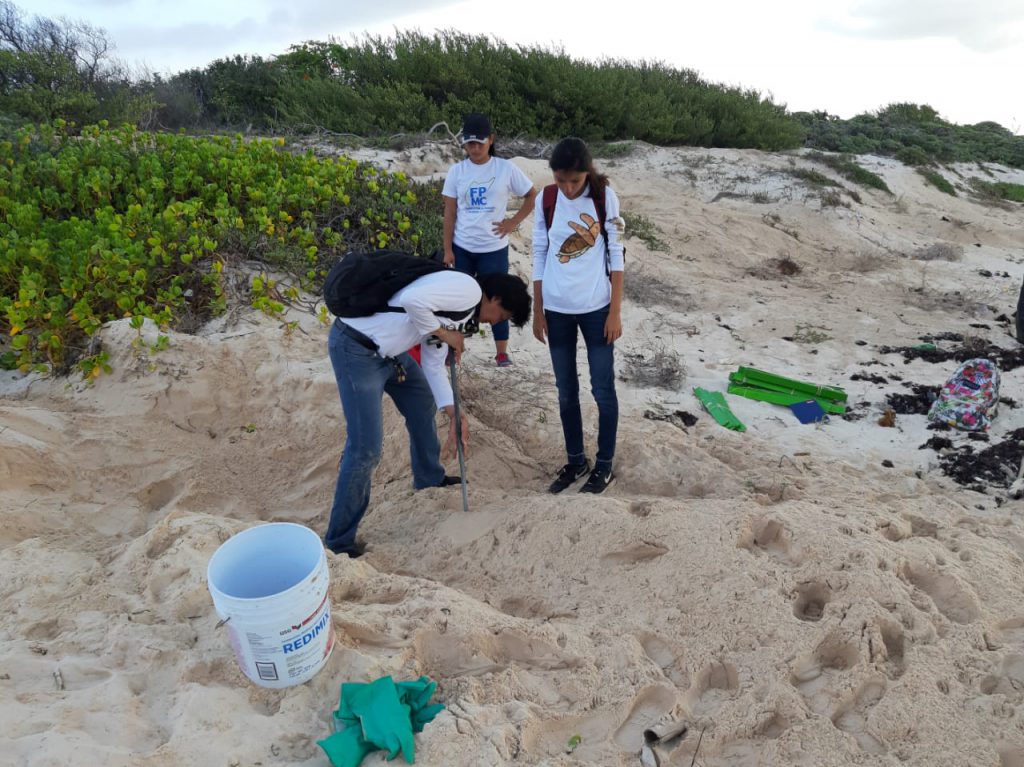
[443,113,538,367]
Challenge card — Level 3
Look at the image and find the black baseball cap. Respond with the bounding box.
[461,113,492,144]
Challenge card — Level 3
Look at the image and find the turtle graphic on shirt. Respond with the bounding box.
[557,213,601,263]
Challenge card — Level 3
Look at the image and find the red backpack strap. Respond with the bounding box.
[542,184,558,230]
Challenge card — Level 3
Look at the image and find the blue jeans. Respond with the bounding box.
[325,324,445,554]
[453,243,509,342]
[545,307,618,471]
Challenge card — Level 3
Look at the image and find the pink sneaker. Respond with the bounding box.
[495,353,513,367]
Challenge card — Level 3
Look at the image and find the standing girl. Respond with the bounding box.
[532,137,625,494]
[443,113,538,367]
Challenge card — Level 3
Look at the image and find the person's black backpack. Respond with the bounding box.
[324,249,451,318]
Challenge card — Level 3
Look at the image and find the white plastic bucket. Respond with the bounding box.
[207,522,334,688]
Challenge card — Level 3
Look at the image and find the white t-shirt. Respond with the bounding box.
[443,157,534,253]
[343,271,481,410]
[531,185,625,314]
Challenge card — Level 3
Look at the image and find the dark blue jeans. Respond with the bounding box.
[545,307,618,471]
[325,324,445,554]
[452,243,509,341]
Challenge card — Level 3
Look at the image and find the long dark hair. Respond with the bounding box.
[549,137,609,199]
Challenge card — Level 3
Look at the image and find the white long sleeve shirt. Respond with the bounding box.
[342,271,481,409]
[531,184,625,314]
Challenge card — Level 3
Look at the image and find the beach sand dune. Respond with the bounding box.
[3,144,1024,766]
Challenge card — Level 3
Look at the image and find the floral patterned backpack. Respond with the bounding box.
[926,358,1000,431]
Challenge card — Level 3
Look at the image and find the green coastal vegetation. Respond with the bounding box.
[1,2,1022,374]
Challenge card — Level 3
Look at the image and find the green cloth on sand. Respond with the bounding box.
[317,675,445,767]
[727,366,847,415]
[694,387,746,432]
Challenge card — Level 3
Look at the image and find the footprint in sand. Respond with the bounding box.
[335,620,410,655]
[737,516,803,566]
[629,500,655,518]
[790,632,860,717]
[182,657,245,687]
[997,617,1024,647]
[681,662,740,723]
[350,584,408,605]
[520,707,619,762]
[879,518,912,542]
[137,474,187,516]
[757,710,792,739]
[271,733,318,761]
[492,632,582,671]
[904,514,938,538]
[875,619,907,680]
[638,633,689,688]
[498,595,564,620]
[830,676,888,755]
[901,562,981,625]
[612,685,678,750]
[414,629,580,678]
[792,580,832,622]
[144,520,186,560]
[980,654,1024,697]
[600,542,668,566]
[23,617,61,641]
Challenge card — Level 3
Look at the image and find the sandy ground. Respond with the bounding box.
[3,142,1024,767]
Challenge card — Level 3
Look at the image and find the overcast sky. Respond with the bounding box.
[26,0,1024,133]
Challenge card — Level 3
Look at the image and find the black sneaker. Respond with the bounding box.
[548,460,591,494]
[580,465,614,494]
[437,475,464,487]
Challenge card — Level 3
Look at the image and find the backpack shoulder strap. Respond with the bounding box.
[542,184,558,230]
[596,186,612,277]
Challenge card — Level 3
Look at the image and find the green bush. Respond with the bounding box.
[969,178,1024,203]
[193,30,806,150]
[993,182,1024,203]
[0,4,154,129]
[0,122,443,373]
[917,168,957,196]
[895,146,931,166]
[786,167,841,187]
[797,105,1024,169]
[805,152,891,193]
[622,212,668,251]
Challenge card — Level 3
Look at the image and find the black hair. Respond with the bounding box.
[477,273,531,328]
[549,136,609,199]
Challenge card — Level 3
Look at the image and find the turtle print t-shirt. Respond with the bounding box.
[531,184,625,314]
